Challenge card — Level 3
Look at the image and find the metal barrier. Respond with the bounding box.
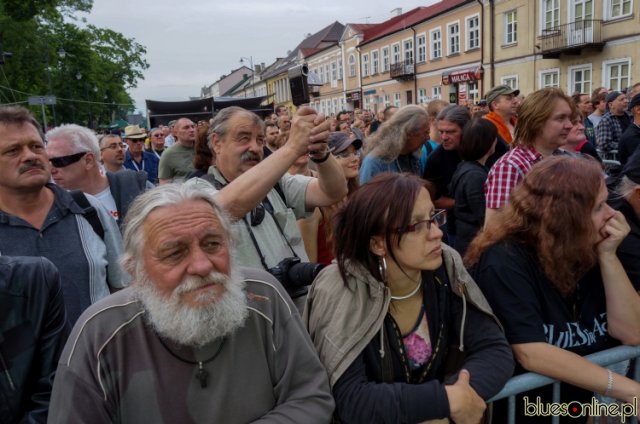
[488,345,640,424]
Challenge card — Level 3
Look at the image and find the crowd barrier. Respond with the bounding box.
[488,344,640,424]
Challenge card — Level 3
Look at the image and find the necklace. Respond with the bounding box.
[390,280,422,301]
[157,337,226,388]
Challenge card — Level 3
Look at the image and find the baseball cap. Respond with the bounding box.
[605,91,623,104]
[622,148,640,184]
[327,132,362,155]
[485,85,520,105]
[628,93,640,111]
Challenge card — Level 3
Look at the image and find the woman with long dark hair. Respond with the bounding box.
[466,155,640,423]
[304,173,513,423]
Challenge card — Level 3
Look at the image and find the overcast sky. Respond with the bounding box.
[84,0,439,113]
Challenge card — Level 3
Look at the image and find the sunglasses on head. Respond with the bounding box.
[49,151,88,168]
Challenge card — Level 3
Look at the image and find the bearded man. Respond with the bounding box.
[48,183,334,423]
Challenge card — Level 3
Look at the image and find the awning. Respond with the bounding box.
[442,67,483,85]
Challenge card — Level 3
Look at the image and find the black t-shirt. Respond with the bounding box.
[423,146,461,199]
[474,241,618,423]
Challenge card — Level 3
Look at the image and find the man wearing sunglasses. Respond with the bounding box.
[0,107,129,325]
[123,125,159,184]
[47,124,151,229]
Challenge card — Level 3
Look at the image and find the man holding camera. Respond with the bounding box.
[207,106,347,311]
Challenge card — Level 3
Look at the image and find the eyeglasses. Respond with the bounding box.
[127,139,145,143]
[395,209,447,234]
[152,134,164,138]
[100,142,126,151]
[49,151,88,168]
[334,149,361,160]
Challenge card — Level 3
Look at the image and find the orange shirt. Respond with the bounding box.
[484,111,516,144]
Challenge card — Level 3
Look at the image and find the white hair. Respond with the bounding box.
[615,176,640,200]
[121,181,234,271]
[46,124,100,157]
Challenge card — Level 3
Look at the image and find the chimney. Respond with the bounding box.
[390,7,402,17]
[254,64,263,74]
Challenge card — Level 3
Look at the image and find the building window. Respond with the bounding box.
[432,85,442,100]
[404,39,414,63]
[606,0,633,19]
[392,43,401,64]
[417,33,426,63]
[569,65,592,95]
[447,22,460,55]
[331,62,337,81]
[362,54,369,77]
[338,58,343,80]
[372,50,379,74]
[418,88,427,103]
[539,69,560,88]
[603,59,630,91]
[348,54,356,77]
[314,68,321,84]
[468,82,479,104]
[383,94,390,107]
[430,28,442,59]
[324,64,330,85]
[504,10,517,44]
[394,92,401,107]
[466,14,480,50]
[382,47,390,72]
[541,0,560,32]
[501,75,519,89]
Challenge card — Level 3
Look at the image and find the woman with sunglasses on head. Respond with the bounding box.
[300,131,361,265]
[304,172,514,424]
[466,156,640,423]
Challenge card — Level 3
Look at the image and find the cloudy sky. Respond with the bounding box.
[84,0,438,112]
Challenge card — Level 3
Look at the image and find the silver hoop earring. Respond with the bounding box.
[378,256,387,283]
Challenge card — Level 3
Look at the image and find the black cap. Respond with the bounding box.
[327,132,362,154]
[622,148,640,184]
[605,91,623,104]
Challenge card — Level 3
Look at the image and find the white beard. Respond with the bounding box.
[132,267,249,347]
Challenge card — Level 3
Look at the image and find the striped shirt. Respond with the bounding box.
[485,146,542,209]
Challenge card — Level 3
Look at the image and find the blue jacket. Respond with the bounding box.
[123,151,159,184]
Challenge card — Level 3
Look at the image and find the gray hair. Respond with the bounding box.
[615,176,640,200]
[436,105,471,129]
[363,104,428,160]
[207,106,264,149]
[46,124,100,157]
[121,182,234,272]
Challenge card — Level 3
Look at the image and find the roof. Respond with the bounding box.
[261,21,345,79]
[361,0,472,45]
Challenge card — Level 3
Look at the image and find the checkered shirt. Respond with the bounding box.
[595,112,624,153]
[485,146,542,209]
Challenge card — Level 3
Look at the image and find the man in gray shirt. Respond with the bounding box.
[49,183,334,423]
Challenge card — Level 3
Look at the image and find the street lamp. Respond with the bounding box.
[240,56,256,97]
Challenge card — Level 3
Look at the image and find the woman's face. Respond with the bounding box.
[591,181,617,244]
[390,188,444,272]
[334,145,360,180]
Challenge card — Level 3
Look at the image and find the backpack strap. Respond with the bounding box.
[69,190,105,240]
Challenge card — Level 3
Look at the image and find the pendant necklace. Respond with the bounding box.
[157,337,226,388]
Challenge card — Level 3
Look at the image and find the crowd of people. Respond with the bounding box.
[1,80,640,424]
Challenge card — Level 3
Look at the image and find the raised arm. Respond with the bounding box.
[214,107,331,219]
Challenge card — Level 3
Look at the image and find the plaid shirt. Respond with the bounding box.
[485,146,542,209]
[595,112,627,153]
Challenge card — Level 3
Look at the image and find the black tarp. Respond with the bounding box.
[146,96,271,127]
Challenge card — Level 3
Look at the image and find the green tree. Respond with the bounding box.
[0,0,148,129]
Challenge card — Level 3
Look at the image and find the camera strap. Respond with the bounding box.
[201,171,299,270]
[241,199,299,270]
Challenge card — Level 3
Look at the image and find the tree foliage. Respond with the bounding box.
[0,0,148,128]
